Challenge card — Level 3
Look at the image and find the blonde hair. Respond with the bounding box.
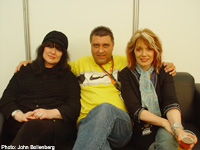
[126,28,162,73]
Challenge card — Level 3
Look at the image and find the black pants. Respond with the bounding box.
[11,119,54,146]
[1,119,77,150]
[0,119,54,148]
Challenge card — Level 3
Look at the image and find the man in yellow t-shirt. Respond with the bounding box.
[71,26,132,149]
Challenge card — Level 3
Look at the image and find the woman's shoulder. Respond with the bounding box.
[61,70,79,87]
[158,65,171,76]
[119,66,133,80]
[63,68,78,79]
[17,64,32,74]
[158,65,173,80]
[119,66,133,75]
[120,66,130,73]
[13,64,34,80]
[65,68,76,76]
[159,65,165,73]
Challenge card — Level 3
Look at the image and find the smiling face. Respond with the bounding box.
[134,38,154,71]
[43,46,63,68]
[91,35,114,65]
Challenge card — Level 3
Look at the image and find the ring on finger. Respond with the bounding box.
[39,113,43,117]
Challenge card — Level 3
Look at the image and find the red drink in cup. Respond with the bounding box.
[178,130,196,150]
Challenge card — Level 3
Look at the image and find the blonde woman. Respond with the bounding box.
[119,28,197,150]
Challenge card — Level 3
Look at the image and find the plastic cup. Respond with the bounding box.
[178,130,196,150]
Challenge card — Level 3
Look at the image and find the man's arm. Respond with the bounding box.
[163,62,176,76]
[14,60,31,73]
[15,60,177,76]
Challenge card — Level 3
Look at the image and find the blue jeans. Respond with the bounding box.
[149,127,178,150]
[73,103,132,150]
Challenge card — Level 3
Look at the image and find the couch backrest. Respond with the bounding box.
[173,72,195,123]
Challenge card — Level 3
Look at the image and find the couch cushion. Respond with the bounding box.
[173,72,195,123]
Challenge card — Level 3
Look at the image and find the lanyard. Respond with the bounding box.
[98,56,121,91]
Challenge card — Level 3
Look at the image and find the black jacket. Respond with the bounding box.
[119,66,180,149]
[0,64,81,146]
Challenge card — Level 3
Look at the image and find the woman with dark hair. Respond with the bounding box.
[119,28,197,150]
[0,31,81,149]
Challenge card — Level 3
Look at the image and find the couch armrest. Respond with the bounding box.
[0,112,4,135]
[195,83,200,128]
[174,72,195,122]
[195,83,200,99]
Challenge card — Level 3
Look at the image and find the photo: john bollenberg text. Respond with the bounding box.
[1,145,55,150]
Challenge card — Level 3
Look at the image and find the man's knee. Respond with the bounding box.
[89,103,116,117]
[95,103,114,111]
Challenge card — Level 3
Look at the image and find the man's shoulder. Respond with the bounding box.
[113,55,127,69]
[71,56,93,64]
[70,56,94,75]
[113,55,126,60]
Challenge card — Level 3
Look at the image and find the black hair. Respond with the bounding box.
[90,26,114,43]
[30,41,71,76]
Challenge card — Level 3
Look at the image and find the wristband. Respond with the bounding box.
[171,122,184,133]
[11,110,22,117]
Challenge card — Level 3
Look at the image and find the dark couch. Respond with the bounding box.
[116,72,200,150]
[0,72,200,149]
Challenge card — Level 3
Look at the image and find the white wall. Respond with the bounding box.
[0,0,26,97]
[28,0,133,61]
[0,0,133,96]
[139,0,200,83]
[1,0,200,98]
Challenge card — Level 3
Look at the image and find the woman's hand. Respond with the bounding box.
[13,111,35,122]
[13,108,63,122]
[175,129,198,150]
[32,108,63,120]
[163,62,176,76]
[14,60,31,73]
[161,119,174,135]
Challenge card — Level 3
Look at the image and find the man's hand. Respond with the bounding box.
[163,62,176,76]
[14,60,31,73]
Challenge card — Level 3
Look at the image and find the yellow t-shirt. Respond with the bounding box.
[70,55,128,122]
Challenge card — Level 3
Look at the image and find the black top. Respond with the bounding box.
[0,64,80,145]
[119,66,180,149]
